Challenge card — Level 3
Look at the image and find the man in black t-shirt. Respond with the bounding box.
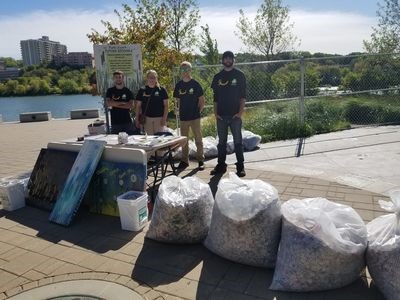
[173,61,205,170]
[105,70,136,134]
[210,51,247,177]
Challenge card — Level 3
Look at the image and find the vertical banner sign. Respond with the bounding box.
[93,44,143,96]
[93,44,143,132]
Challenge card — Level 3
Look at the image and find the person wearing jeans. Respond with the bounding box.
[210,51,247,177]
[216,116,244,171]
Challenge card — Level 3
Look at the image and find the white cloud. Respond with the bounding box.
[0,7,377,60]
[0,9,117,59]
[200,6,377,55]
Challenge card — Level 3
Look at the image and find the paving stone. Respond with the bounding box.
[76,253,112,270]
[38,277,53,287]
[34,258,66,275]
[22,269,45,281]
[49,262,89,276]
[1,276,29,295]
[0,270,18,291]
[22,280,38,291]
[0,242,15,256]
[144,289,163,300]
[5,285,23,298]
[1,251,48,275]
[155,277,215,299]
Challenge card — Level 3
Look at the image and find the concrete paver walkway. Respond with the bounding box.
[0,119,394,299]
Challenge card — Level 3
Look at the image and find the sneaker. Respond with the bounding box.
[236,163,246,177]
[177,161,189,170]
[198,161,205,170]
[210,163,227,175]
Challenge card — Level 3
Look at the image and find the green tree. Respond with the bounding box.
[58,79,80,94]
[364,0,400,53]
[198,24,219,65]
[87,0,193,96]
[0,57,22,68]
[164,0,200,52]
[236,0,299,60]
[272,62,320,97]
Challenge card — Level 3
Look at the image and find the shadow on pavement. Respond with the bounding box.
[2,205,138,253]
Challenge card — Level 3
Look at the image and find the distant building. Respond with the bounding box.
[0,68,20,82]
[20,36,67,66]
[0,61,5,70]
[53,52,93,68]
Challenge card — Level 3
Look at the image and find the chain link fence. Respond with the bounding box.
[173,53,400,145]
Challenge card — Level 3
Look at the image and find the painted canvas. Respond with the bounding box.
[49,140,106,226]
[85,161,146,216]
[28,149,77,211]
[28,148,147,217]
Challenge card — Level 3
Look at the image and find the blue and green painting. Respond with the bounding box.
[28,148,147,218]
[49,140,106,226]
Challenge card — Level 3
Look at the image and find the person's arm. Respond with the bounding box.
[213,102,221,120]
[234,72,247,119]
[198,95,205,113]
[161,99,169,126]
[111,100,133,110]
[234,98,245,119]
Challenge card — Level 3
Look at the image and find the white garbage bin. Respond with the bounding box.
[117,191,148,231]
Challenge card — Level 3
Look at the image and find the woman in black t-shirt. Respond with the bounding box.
[135,70,169,134]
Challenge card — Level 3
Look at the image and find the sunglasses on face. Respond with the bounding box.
[180,67,191,72]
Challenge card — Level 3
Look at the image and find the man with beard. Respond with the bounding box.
[106,70,136,134]
[210,51,247,177]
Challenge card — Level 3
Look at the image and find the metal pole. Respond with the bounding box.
[299,58,305,125]
[173,67,180,136]
[296,58,306,157]
[103,98,111,134]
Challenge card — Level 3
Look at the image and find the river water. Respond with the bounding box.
[0,94,104,122]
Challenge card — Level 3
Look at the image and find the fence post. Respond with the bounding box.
[296,58,306,157]
[173,67,180,136]
[299,57,305,125]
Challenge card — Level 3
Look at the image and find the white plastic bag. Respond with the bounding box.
[146,176,214,243]
[204,173,281,267]
[202,136,218,158]
[0,177,27,211]
[242,130,261,151]
[366,189,400,300]
[270,197,367,292]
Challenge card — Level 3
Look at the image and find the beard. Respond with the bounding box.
[222,60,233,68]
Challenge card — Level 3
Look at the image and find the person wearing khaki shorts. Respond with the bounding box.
[174,61,205,170]
[135,70,169,135]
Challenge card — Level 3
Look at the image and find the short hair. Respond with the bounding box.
[113,70,124,76]
[180,61,192,69]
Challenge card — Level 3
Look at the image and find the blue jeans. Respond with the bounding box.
[217,116,244,166]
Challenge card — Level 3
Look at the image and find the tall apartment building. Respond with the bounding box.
[20,36,67,66]
[53,52,93,67]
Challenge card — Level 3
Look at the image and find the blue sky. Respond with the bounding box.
[0,0,379,58]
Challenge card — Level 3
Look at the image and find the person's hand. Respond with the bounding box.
[215,114,222,120]
[160,119,167,126]
[233,113,242,119]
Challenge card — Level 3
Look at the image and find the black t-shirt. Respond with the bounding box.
[105,86,133,125]
[211,68,246,116]
[135,86,169,118]
[173,79,204,121]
